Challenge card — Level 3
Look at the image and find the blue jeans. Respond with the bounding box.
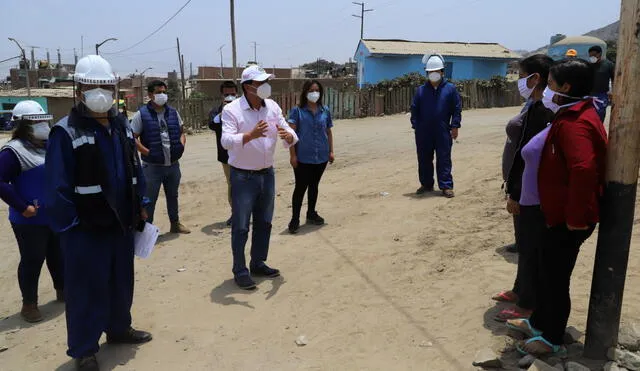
[143,162,181,224]
[230,167,275,276]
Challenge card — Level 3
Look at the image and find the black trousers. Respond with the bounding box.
[291,162,328,221]
[511,206,545,310]
[11,223,64,305]
[529,224,594,345]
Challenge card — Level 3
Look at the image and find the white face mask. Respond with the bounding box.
[256,83,272,99]
[589,56,599,64]
[224,95,237,103]
[518,74,535,100]
[428,71,442,83]
[83,88,114,113]
[153,93,168,106]
[542,87,581,114]
[307,92,321,103]
[31,122,51,140]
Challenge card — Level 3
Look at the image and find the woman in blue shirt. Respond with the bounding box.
[0,100,64,323]
[287,80,334,234]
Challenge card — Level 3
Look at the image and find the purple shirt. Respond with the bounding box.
[0,149,29,212]
[520,125,551,206]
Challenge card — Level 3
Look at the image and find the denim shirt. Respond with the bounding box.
[288,105,333,164]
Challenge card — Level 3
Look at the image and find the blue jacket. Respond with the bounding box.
[2,140,48,225]
[139,103,184,165]
[46,106,146,233]
[410,81,462,133]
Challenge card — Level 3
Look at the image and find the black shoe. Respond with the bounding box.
[226,217,232,227]
[416,186,434,195]
[288,219,300,234]
[56,289,65,302]
[306,212,325,225]
[75,355,99,371]
[505,243,518,253]
[250,264,281,278]
[234,274,257,290]
[106,327,153,345]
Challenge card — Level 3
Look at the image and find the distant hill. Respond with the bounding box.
[585,21,619,42]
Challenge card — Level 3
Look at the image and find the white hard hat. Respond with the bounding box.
[422,53,445,72]
[73,55,117,85]
[11,100,53,121]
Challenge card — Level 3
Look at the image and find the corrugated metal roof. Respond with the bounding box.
[361,39,521,59]
[552,35,605,46]
[0,88,75,98]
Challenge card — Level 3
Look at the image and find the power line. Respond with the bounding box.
[106,0,193,55]
[108,46,177,59]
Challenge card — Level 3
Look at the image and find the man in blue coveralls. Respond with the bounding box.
[46,55,152,371]
[410,54,462,198]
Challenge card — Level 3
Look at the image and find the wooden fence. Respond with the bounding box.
[177,81,520,130]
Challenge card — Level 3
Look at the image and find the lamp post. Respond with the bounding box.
[95,38,118,55]
[8,38,30,97]
[139,67,152,107]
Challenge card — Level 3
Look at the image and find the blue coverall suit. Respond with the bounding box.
[45,106,146,358]
[410,80,462,190]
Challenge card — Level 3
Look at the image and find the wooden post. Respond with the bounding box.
[230,0,238,84]
[584,0,640,359]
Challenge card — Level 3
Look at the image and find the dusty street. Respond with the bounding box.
[1,106,636,371]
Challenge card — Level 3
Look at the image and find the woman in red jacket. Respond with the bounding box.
[507,58,608,356]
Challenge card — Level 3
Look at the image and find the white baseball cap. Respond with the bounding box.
[240,65,275,83]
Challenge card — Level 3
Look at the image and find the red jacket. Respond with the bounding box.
[538,100,608,228]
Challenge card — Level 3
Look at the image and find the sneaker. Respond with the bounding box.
[416,186,434,195]
[234,274,257,290]
[20,303,43,323]
[306,212,325,225]
[170,222,191,234]
[250,264,281,278]
[75,355,99,371]
[288,219,300,234]
[442,189,455,198]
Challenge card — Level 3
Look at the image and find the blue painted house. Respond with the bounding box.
[354,39,520,87]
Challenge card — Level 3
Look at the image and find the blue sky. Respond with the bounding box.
[1,0,620,78]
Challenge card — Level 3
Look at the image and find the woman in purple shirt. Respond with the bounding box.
[492,55,554,321]
[0,101,64,323]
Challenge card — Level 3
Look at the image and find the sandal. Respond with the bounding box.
[506,318,542,338]
[494,307,532,322]
[516,336,567,357]
[492,290,518,303]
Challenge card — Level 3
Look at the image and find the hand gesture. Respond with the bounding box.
[278,127,294,144]
[250,120,269,140]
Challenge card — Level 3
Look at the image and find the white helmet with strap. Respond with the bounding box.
[422,53,446,72]
[73,55,117,85]
[11,100,53,121]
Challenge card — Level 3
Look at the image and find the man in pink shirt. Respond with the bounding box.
[221,65,298,289]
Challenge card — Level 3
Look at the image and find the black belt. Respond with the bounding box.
[231,166,272,175]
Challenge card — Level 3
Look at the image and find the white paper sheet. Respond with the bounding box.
[134,222,159,259]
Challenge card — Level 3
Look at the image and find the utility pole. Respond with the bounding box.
[57,48,61,68]
[584,0,640,360]
[181,54,186,100]
[176,37,186,100]
[218,44,225,78]
[46,49,50,65]
[30,48,36,70]
[251,41,258,64]
[352,2,374,40]
[73,48,78,65]
[8,38,30,96]
[190,62,193,80]
[230,0,238,83]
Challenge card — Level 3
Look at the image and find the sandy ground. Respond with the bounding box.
[0,106,637,371]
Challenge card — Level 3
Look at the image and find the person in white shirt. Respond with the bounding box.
[221,65,298,290]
